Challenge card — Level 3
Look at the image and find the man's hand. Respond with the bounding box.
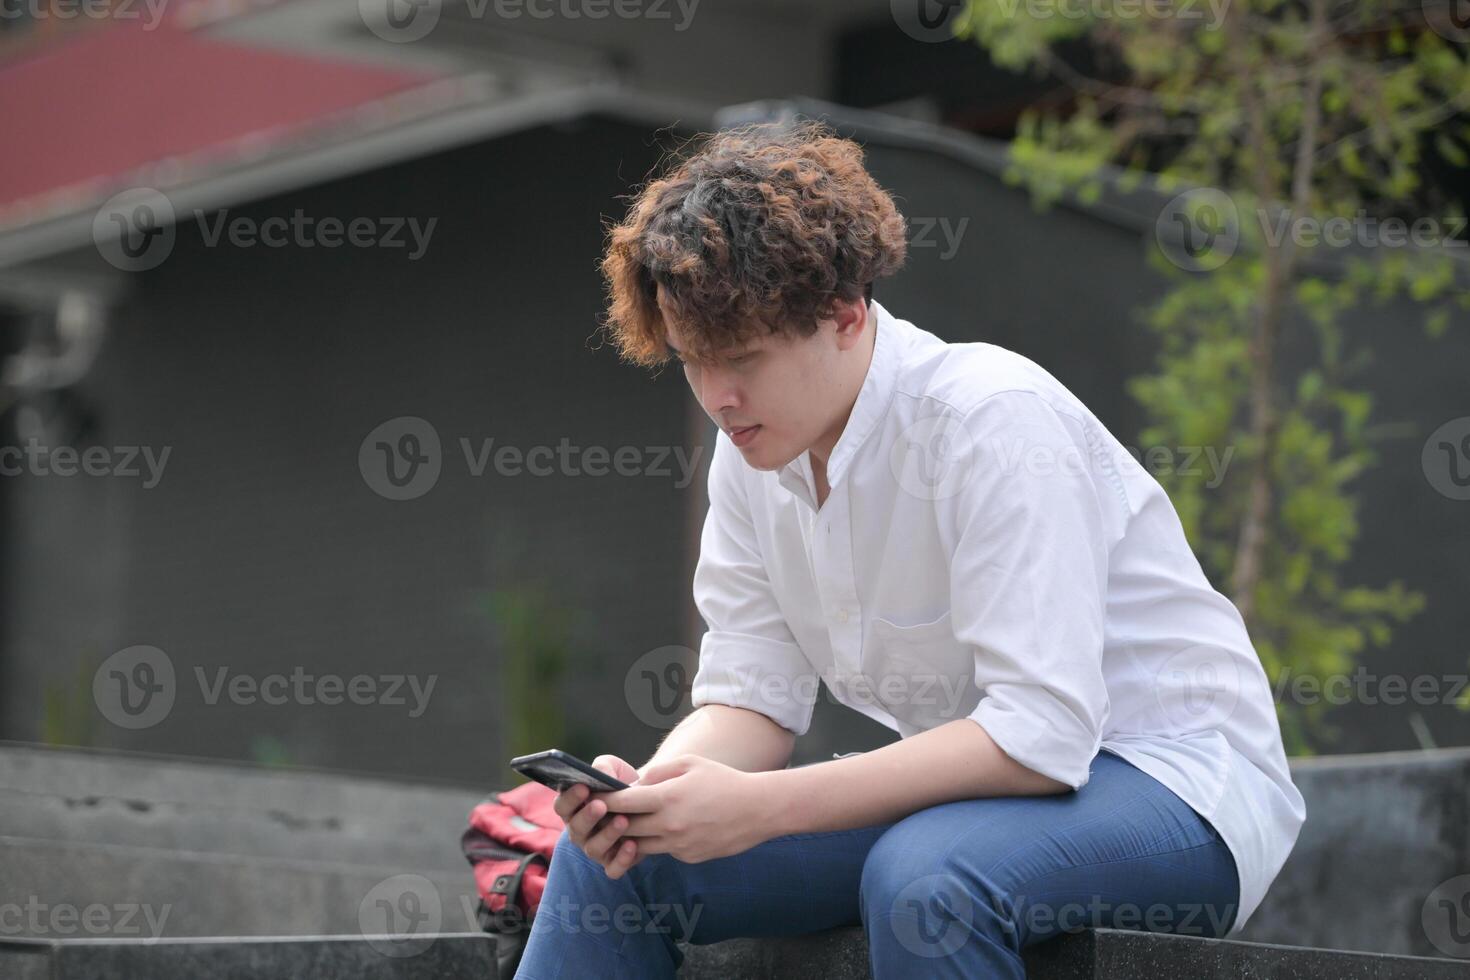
[595,755,774,864]
[552,754,643,879]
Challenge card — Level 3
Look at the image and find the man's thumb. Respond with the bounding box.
[593,754,639,784]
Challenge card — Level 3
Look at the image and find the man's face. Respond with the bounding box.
[657,287,860,472]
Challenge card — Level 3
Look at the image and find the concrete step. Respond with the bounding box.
[679,926,1470,978]
[0,934,503,980]
[5,928,1469,979]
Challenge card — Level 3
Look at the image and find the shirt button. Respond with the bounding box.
[836,609,850,623]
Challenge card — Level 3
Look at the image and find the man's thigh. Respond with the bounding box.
[859,750,1240,951]
[624,823,894,946]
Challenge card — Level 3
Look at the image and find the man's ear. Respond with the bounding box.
[826,296,869,351]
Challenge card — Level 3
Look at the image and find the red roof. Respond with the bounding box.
[0,11,437,231]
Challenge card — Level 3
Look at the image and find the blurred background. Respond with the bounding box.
[2,0,1470,966]
[2,0,1470,963]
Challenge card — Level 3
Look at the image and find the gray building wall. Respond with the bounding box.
[3,109,1466,787]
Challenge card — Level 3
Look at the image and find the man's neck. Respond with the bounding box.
[808,302,876,471]
[807,302,876,508]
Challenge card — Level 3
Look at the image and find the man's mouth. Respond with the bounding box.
[729,424,761,446]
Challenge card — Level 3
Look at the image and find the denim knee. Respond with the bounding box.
[859,829,1017,961]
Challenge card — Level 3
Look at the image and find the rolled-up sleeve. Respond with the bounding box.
[689,434,819,736]
[947,392,1112,790]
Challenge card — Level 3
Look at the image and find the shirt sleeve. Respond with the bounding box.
[945,391,1113,790]
[688,432,819,736]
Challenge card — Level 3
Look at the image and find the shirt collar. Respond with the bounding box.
[777,299,904,507]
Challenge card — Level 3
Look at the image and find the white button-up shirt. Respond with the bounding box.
[689,299,1305,935]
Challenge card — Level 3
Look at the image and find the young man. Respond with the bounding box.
[515,121,1304,979]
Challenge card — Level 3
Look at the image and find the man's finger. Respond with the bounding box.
[594,784,663,814]
[620,813,662,837]
[602,838,641,880]
[623,835,671,857]
[584,811,628,864]
[568,795,608,841]
[553,784,588,823]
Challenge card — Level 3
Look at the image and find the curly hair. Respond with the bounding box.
[598,120,908,368]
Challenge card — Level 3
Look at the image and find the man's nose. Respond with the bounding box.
[693,366,741,419]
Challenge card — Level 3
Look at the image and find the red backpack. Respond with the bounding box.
[461,781,564,977]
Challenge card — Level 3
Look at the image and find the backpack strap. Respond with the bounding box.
[482,851,549,933]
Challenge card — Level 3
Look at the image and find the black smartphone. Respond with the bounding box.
[509,749,631,792]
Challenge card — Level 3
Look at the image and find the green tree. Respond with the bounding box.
[957,0,1467,750]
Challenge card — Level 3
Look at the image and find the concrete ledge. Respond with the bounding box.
[0,934,502,980]
[676,926,1470,979]
[8,928,1469,979]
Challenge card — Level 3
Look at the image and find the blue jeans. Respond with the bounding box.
[513,750,1239,979]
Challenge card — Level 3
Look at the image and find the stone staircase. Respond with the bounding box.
[3,742,1469,977]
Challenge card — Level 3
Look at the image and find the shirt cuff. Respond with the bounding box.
[689,631,819,737]
[967,692,1101,790]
